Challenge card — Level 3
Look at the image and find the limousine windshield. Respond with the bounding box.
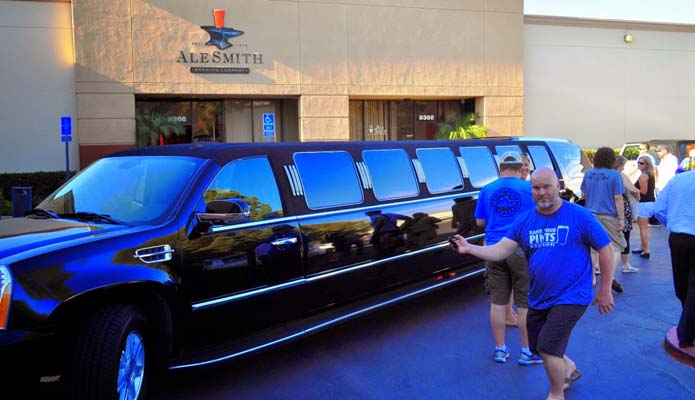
[37,156,205,225]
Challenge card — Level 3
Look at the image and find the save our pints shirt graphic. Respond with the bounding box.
[505,201,611,310]
[528,225,570,246]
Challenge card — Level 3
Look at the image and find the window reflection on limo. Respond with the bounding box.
[0,138,586,399]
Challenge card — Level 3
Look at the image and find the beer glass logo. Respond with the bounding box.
[556,225,569,245]
[201,9,244,50]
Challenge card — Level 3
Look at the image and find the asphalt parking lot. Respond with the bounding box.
[147,225,694,400]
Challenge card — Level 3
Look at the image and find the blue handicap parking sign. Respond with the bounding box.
[263,113,275,137]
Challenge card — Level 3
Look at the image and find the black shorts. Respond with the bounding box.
[527,304,588,357]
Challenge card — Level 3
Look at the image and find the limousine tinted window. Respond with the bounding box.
[495,145,523,161]
[205,156,283,220]
[527,145,554,170]
[458,146,497,188]
[363,149,419,200]
[41,156,203,225]
[294,151,363,209]
[546,141,582,179]
[415,148,463,193]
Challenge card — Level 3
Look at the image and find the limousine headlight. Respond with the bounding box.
[0,266,12,330]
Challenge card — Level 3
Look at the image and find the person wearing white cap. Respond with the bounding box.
[473,151,543,366]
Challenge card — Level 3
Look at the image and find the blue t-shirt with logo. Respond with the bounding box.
[474,177,534,245]
[505,201,610,309]
[580,168,624,216]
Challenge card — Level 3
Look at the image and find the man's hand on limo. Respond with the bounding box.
[449,234,470,254]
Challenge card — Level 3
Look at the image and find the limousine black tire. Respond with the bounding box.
[67,304,148,400]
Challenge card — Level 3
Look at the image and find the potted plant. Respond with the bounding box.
[135,109,185,147]
[436,112,488,140]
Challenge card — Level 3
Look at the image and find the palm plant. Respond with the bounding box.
[436,112,488,140]
[135,109,185,147]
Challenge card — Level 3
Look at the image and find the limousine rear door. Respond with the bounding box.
[286,150,379,311]
[180,156,306,346]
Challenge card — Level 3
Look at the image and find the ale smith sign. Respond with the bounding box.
[177,9,264,74]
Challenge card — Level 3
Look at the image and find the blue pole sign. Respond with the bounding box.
[262,113,275,142]
[61,116,71,180]
[61,116,72,142]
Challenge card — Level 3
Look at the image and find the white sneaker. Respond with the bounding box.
[622,265,639,273]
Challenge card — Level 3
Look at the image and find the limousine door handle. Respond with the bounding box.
[270,237,298,246]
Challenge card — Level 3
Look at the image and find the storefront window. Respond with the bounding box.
[135,100,223,147]
[135,98,297,147]
[393,100,414,141]
[192,102,223,142]
[349,99,474,142]
[414,101,438,140]
[135,102,192,147]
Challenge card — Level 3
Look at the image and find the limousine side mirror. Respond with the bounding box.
[191,199,252,237]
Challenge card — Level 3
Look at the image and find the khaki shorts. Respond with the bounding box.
[593,213,627,250]
[484,249,529,307]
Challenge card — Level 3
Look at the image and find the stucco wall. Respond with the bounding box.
[524,16,695,149]
[73,0,524,150]
[0,0,76,173]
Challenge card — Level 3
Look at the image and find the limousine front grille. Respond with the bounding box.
[284,165,304,196]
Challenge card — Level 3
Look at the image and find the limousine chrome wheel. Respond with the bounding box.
[118,330,145,400]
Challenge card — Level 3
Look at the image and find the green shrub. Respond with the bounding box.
[623,147,639,160]
[436,112,488,140]
[584,149,596,164]
[0,171,74,210]
[0,191,10,216]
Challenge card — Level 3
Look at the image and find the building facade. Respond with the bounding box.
[3,1,695,173]
[74,0,524,169]
[0,0,76,173]
[0,0,525,171]
[524,15,695,149]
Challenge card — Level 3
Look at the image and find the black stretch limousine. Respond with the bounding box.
[0,138,587,399]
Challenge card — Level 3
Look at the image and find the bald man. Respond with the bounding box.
[451,168,615,400]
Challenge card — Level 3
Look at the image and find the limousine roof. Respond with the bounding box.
[109,139,553,165]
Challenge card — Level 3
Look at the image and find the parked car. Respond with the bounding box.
[619,139,695,183]
[0,138,586,399]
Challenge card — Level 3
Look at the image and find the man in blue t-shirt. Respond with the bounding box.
[474,151,541,366]
[451,168,615,400]
[580,147,626,293]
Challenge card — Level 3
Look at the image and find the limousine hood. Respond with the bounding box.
[0,217,128,260]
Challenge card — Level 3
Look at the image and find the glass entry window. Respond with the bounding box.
[348,100,389,141]
[135,100,223,147]
[135,98,299,147]
[349,99,475,142]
